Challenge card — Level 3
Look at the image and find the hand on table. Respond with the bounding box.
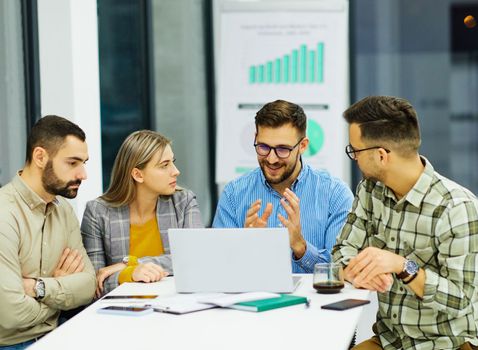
[132,263,169,283]
[346,247,404,289]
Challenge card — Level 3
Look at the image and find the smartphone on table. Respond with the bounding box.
[101,295,158,300]
[321,299,370,311]
[97,306,153,316]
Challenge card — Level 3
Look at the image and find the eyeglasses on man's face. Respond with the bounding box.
[254,138,304,159]
[345,144,391,160]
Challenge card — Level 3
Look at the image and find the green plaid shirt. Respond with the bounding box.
[333,158,478,350]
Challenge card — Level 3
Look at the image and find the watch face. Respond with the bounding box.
[405,260,419,275]
[35,280,45,299]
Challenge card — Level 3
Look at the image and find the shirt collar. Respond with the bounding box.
[12,172,59,212]
[401,156,434,208]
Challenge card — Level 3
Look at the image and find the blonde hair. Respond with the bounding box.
[101,130,171,207]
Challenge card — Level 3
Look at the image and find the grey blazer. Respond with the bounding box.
[81,189,203,294]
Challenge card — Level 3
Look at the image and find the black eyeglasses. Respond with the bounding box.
[254,138,304,159]
[345,144,390,160]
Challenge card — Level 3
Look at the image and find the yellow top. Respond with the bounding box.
[118,216,164,283]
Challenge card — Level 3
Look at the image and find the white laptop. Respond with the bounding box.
[168,228,300,293]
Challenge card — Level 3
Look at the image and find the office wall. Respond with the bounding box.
[37,0,103,218]
[0,1,27,186]
[151,0,213,225]
[352,0,478,193]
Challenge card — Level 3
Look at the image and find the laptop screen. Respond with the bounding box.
[169,228,295,293]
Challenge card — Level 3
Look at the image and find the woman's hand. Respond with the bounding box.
[96,262,127,298]
[132,263,169,283]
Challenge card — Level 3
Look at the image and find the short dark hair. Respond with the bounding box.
[343,96,421,156]
[26,115,86,163]
[255,100,307,137]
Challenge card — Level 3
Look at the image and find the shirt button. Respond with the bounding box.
[391,237,395,242]
[43,270,47,274]
[393,314,397,318]
[400,287,404,292]
[30,204,34,209]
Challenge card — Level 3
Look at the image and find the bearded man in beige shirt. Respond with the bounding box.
[0,115,96,349]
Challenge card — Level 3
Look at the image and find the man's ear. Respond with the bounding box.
[131,168,144,183]
[31,147,49,169]
[377,147,390,164]
[298,137,310,154]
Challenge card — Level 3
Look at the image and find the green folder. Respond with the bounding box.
[229,294,308,312]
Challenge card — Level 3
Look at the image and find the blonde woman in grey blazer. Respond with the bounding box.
[81,130,203,296]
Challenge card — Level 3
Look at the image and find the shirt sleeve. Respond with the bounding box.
[294,180,354,272]
[81,200,121,295]
[118,266,136,284]
[81,200,107,272]
[40,205,96,310]
[182,190,204,228]
[420,199,478,318]
[0,222,57,330]
[212,183,242,228]
[332,181,371,267]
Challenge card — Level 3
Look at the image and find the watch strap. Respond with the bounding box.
[402,272,419,285]
[396,270,410,280]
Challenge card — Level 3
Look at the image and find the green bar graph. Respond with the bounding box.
[266,61,273,83]
[275,58,281,83]
[283,55,290,83]
[317,43,324,83]
[249,66,256,83]
[258,65,265,83]
[292,50,298,83]
[309,51,315,83]
[300,44,307,83]
[249,42,324,85]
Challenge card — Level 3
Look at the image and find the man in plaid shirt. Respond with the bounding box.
[333,96,478,350]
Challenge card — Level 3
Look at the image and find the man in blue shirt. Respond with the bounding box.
[213,100,353,273]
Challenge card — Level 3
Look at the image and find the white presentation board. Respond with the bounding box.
[214,0,350,184]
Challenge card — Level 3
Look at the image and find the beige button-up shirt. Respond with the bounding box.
[0,175,96,346]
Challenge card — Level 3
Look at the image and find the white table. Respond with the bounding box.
[30,275,370,350]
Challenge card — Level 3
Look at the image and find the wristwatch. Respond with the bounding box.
[122,255,138,267]
[397,259,419,280]
[34,278,46,300]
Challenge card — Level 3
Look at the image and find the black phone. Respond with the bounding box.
[321,299,370,311]
[97,306,153,316]
[102,295,158,300]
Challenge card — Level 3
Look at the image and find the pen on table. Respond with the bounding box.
[306,298,311,308]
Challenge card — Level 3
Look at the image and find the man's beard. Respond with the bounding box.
[42,161,81,199]
[259,152,300,185]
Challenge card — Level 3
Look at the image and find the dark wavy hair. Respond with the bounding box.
[343,96,421,156]
[26,115,85,163]
[255,100,307,137]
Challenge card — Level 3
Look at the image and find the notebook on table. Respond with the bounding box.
[168,228,301,293]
